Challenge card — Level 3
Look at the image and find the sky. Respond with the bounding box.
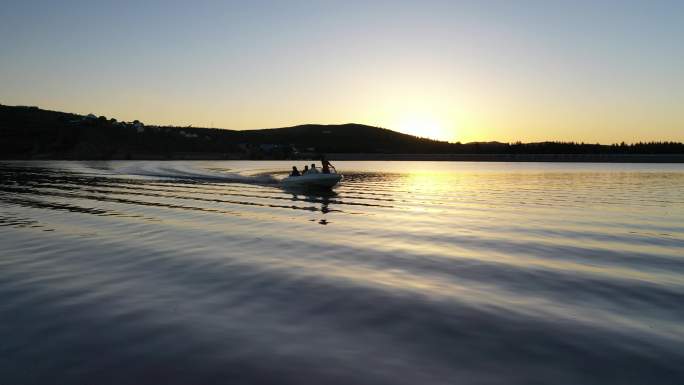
[1,0,683,143]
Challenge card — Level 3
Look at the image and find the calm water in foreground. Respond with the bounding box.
[1,161,683,385]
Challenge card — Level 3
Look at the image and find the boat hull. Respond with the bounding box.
[281,173,342,189]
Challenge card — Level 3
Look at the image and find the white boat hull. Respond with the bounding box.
[282,173,342,189]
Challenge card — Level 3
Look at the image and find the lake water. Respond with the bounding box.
[1,161,683,385]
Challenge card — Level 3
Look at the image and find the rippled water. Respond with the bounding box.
[1,160,683,385]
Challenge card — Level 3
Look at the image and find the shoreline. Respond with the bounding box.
[3,153,684,162]
[326,153,684,162]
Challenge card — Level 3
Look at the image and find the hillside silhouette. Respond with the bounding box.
[1,104,683,161]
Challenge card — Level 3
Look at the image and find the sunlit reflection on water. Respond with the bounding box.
[1,161,683,384]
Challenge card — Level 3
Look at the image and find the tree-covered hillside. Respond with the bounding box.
[1,104,682,160]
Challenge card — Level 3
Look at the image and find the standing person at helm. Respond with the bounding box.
[321,156,334,174]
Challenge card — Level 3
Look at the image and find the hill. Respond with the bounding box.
[1,104,683,160]
[0,105,454,159]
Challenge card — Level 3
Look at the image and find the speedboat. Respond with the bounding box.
[282,171,342,189]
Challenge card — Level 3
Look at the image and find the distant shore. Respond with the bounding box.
[6,153,684,162]
[3,105,683,162]
[326,153,684,162]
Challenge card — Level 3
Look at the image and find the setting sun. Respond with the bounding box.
[394,114,451,142]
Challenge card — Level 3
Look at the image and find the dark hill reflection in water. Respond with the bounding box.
[1,161,683,385]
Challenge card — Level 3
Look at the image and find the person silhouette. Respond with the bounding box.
[290,166,301,176]
[321,156,333,174]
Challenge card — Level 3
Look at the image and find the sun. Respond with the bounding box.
[395,114,450,142]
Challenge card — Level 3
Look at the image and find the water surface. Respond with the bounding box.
[1,161,683,384]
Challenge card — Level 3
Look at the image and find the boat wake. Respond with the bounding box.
[79,161,280,185]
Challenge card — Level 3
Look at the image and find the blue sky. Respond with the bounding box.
[1,0,683,142]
